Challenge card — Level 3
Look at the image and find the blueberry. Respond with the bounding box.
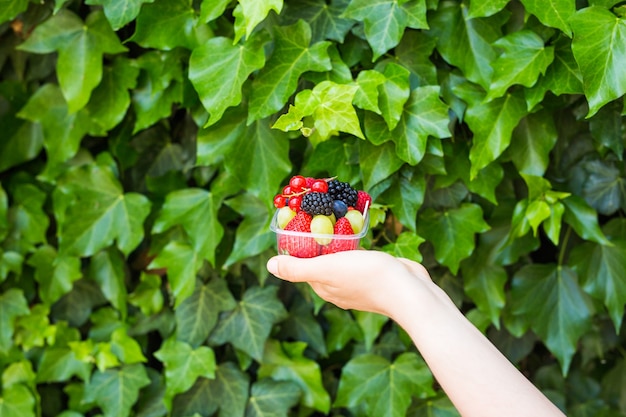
[332,200,348,218]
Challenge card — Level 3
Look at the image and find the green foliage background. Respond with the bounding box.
[1,0,626,416]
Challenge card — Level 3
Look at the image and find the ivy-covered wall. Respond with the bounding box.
[1,0,625,416]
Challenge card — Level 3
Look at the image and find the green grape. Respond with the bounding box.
[277,206,296,229]
[344,210,364,234]
[311,215,334,245]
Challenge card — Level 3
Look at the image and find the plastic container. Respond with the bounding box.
[270,210,370,258]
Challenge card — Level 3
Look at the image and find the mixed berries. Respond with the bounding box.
[272,175,372,258]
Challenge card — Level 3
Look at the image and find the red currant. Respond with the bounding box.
[288,195,302,212]
[282,185,292,196]
[311,179,328,193]
[273,195,286,208]
[289,175,306,192]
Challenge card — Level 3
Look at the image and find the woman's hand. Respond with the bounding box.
[266,250,439,321]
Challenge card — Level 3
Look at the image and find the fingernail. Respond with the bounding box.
[267,257,278,275]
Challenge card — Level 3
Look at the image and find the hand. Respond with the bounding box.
[266,250,438,321]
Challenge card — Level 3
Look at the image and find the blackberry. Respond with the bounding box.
[301,192,334,216]
[327,180,358,207]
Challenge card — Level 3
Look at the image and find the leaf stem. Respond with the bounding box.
[557,226,572,267]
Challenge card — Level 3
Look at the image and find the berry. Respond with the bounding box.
[332,200,348,218]
[327,180,358,207]
[311,179,329,193]
[288,195,302,212]
[305,177,316,188]
[279,212,318,258]
[289,175,307,192]
[282,185,292,196]
[355,190,372,214]
[274,194,287,208]
[322,217,356,254]
[301,192,334,216]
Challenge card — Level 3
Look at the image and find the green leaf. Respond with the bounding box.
[354,311,388,351]
[508,109,558,176]
[0,289,29,353]
[382,231,425,262]
[570,6,626,117]
[273,80,365,142]
[509,264,594,374]
[520,0,575,36]
[485,30,554,101]
[27,245,82,306]
[467,0,509,18]
[589,99,625,158]
[190,32,268,126]
[36,347,92,383]
[571,219,626,330]
[223,120,292,205]
[383,169,425,231]
[466,92,528,179]
[281,301,327,357]
[17,84,93,176]
[210,286,287,361]
[429,3,500,89]
[196,108,245,166]
[411,395,460,417]
[282,0,355,43]
[85,0,155,30]
[462,244,508,327]
[5,183,49,251]
[580,160,626,215]
[127,272,163,316]
[199,0,230,22]
[359,140,404,191]
[377,62,411,130]
[418,203,490,274]
[86,57,139,134]
[391,86,450,165]
[259,340,330,413]
[224,194,274,267]
[0,0,30,24]
[323,307,361,352]
[130,0,210,50]
[342,0,428,60]
[395,30,438,86]
[155,338,216,409]
[55,164,151,257]
[152,188,223,266]
[17,10,127,113]
[110,327,147,364]
[355,70,387,114]
[148,241,203,307]
[245,378,302,417]
[248,20,331,123]
[233,0,283,43]
[0,384,36,417]
[335,352,434,417]
[84,363,151,417]
[88,248,127,319]
[171,362,249,417]
[175,278,236,347]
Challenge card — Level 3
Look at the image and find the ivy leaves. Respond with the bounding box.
[18,10,127,113]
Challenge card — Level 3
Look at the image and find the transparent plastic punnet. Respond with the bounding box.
[270,210,370,258]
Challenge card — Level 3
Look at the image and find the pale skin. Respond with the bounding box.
[266,250,566,417]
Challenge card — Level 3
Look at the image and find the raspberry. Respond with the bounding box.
[355,190,372,213]
[301,192,334,216]
[327,180,358,208]
[322,217,357,254]
[279,212,319,257]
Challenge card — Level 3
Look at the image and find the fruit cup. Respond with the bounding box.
[270,210,370,258]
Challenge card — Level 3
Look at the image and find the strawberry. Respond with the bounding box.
[279,212,319,258]
[355,190,372,214]
[322,217,357,254]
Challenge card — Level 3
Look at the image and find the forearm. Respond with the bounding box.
[392,282,566,417]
